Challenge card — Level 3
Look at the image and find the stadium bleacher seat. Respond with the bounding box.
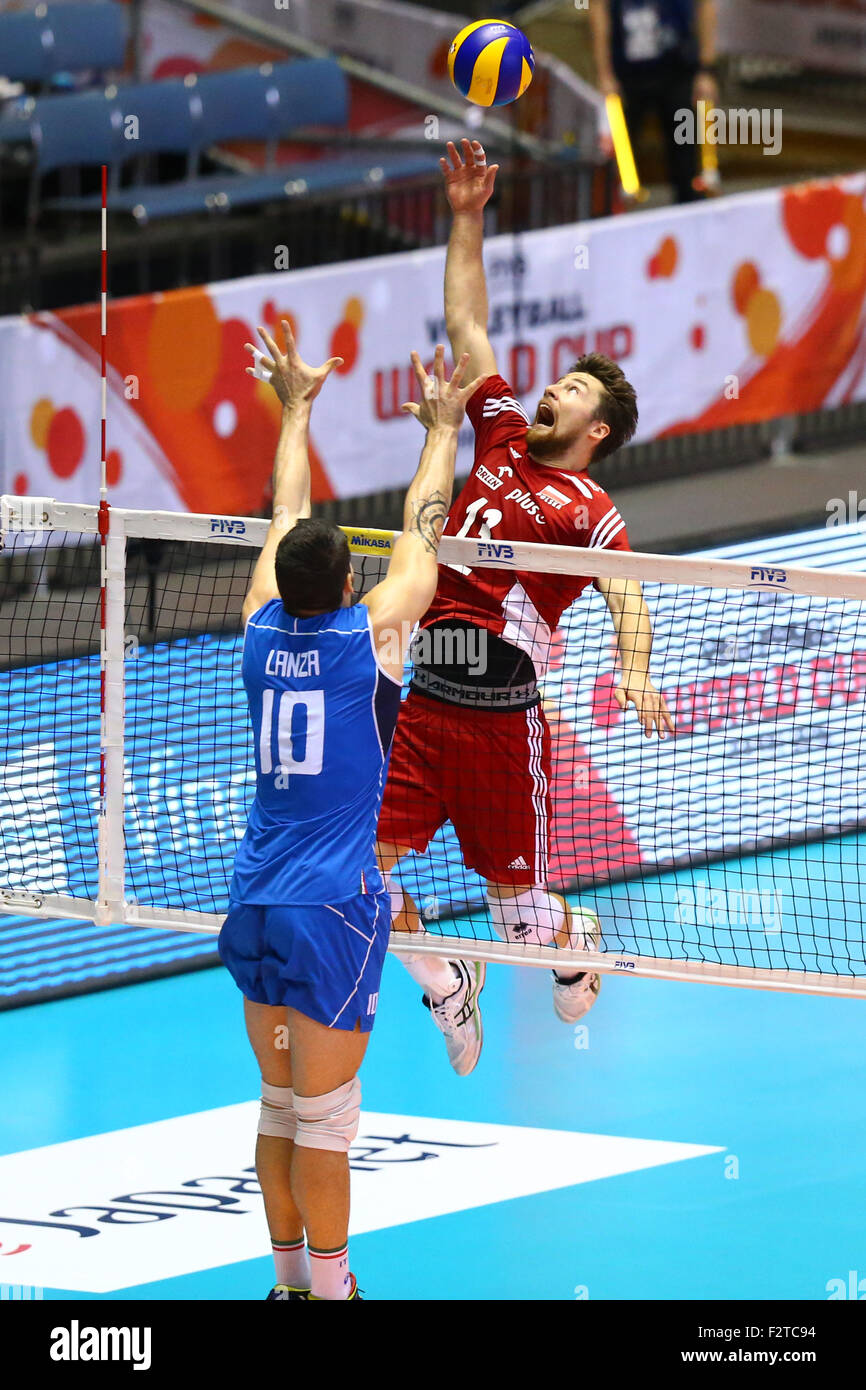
[0,3,125,85]
[6,53,439,284]
[117,152,442,225]
[25,80,200,230]
[32,59,435,225]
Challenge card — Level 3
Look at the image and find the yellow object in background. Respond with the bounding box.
[693,99,721,195]
[605,93,648,202]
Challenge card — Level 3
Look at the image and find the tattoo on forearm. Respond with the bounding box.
[409,491,449,554]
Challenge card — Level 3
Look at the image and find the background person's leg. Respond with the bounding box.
[655,66,702,203]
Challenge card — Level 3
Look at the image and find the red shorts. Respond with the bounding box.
[378,689,552,886]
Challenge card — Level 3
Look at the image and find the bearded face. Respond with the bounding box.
[524,373,608,466]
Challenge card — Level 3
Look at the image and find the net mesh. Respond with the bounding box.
[0,531,101,903]
[383,555,866,981]
[2,505,865,990]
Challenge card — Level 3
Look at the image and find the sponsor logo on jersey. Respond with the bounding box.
[476,463,505,492]
[508,445,522,462]
[537,484,570,511]
[210,518,246,536]
[508,856,531,871]
[504,487,547,525]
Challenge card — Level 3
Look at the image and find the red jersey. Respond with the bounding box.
[423,374,631,675]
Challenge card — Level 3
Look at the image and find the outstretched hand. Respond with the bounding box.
[440,138,499,214]
[245,319,343,410]
[401,345,485,431]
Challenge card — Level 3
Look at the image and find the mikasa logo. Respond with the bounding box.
[50,1321,152,1370]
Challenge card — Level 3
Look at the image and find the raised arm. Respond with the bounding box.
[440,139,500,382]
[595,575,675,739]
[365,347,483,679]
[241,320,342,625]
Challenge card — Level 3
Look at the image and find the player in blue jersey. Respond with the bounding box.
[218,320,483,1301]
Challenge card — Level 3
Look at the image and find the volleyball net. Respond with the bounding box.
[2,495,866,997]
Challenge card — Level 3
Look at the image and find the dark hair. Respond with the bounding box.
[570,352,638,463]
[274,518,351,616]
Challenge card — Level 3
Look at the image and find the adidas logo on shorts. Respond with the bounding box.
[507,856,531,871]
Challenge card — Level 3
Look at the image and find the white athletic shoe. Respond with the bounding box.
[422,960,486,1077]
[552,910,602,1025]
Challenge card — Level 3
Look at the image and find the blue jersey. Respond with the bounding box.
[230,598,402,905]
[610,0,696,75]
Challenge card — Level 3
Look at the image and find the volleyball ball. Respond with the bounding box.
[448,20,535,108]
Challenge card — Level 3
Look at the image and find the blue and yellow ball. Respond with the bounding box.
[448,20,535,108]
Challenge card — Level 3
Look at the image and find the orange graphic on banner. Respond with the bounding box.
[52,284,344,512]
[647,235,678,279]
[663,184,866,433]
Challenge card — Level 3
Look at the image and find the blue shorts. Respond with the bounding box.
[218,891,390,1032]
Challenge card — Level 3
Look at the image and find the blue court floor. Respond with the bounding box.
[2,937,865,1301]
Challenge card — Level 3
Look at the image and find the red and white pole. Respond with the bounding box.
[98,164,109,813]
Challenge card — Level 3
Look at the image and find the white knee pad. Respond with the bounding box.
[487,887,569,949]
[258,1082,297,1141]
[293,1076,361,1153]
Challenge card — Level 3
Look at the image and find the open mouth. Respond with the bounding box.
[536,401,555,426]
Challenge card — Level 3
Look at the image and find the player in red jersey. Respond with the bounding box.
[378,139,674,1074]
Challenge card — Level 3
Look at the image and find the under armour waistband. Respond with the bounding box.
[410,667,539,711]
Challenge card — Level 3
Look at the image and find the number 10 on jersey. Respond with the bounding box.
[259,689,325,784]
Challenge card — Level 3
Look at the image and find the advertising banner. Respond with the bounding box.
[1,175,865,512]
[718,0,866,75]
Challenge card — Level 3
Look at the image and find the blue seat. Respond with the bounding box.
[107,78,201,160]
[32,90,121,174]
[30,58,388,227]
[194,65,284,149]
[0,5,125,83]
[118,152,441,223]
[37,152,439,222]
[270,58,349,131]
[45,3,126,76]
[193,59,348,164]
[0,13,53,82]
